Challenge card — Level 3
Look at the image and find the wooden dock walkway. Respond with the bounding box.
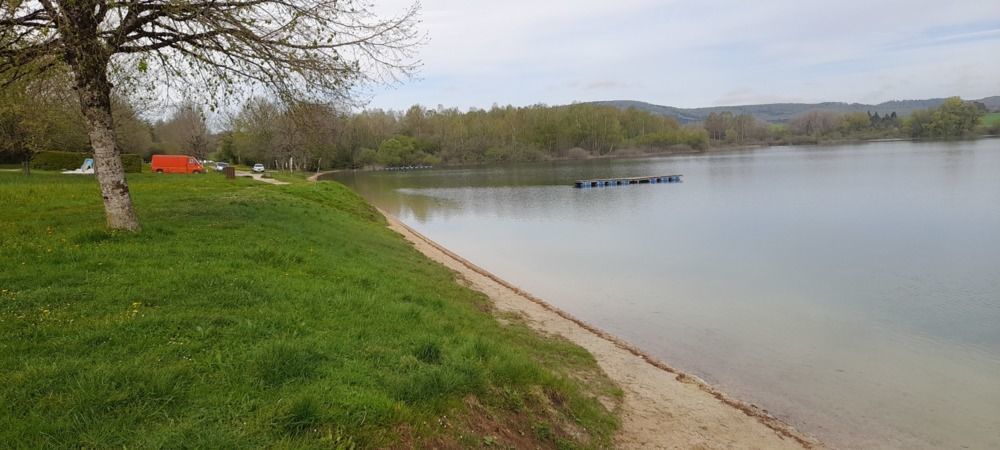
[574,174,682,188]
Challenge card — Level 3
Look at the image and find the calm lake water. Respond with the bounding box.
[330,140,1000,449]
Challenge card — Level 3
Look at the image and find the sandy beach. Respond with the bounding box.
[382,211,822,449]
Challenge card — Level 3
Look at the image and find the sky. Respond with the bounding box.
[364,0,1000,111]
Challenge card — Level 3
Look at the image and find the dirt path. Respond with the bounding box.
[235,170,290,185]
[306,171,326,182]
[382,212,822,450]
[307,169,351,182]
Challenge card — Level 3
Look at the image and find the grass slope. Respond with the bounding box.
[0,173,619,448]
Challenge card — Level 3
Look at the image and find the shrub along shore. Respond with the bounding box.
[0,172,620,448]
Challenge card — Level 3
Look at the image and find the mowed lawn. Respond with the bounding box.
[0,173,619,448]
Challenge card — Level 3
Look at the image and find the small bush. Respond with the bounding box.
[32,151,143,173]
[566,147,591,160]
[31,151,89,170]
[121,154,143,173]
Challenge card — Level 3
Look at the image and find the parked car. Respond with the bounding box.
[214,162,230,172]
[252,163,266,173]
[151,155,205,174]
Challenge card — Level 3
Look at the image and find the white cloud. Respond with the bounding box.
[366,0,1000,110]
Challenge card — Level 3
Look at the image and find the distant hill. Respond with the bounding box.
[589,96,1000,124]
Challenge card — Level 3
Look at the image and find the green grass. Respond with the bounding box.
[982,112,1000,126]
[0,172,620,448]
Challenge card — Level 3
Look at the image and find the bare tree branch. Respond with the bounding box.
[3,0,421,103]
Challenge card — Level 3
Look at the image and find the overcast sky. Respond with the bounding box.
[365,0,1000,110]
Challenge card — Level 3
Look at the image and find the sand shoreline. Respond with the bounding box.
[381,210,822,449]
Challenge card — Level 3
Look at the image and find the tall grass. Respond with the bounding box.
[0,172,619,448]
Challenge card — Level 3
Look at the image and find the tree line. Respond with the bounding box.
[218,101,711,170]
[4,86,992,174]
[193,95,998,169]
[701,97,990,146]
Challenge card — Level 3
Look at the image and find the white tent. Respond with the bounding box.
[62,158,94,175]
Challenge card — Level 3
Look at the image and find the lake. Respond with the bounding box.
[329,139,1000,449]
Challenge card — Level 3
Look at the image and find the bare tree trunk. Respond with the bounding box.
[70,47,141,231]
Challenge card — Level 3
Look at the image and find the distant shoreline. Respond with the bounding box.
[313,135,998,178]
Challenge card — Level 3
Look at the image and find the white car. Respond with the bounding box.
[252,163,266,173]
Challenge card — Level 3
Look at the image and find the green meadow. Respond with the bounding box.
[0,172,619,448]
[982,112,1000,126]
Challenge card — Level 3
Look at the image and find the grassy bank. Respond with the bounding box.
[983,112,1000,128]
[0,172,619,448]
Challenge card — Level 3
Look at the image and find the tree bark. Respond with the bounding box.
[53,0,141,231]
[70,51,141,231]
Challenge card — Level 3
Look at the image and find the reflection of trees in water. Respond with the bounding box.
[325,171,463,223]
[394,190,461,223]
[394,184,659,225]
[938,141,978,184]
[328,157,688,222]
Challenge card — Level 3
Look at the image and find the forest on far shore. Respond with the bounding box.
[2,73,996,171]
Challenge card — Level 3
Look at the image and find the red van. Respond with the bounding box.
[151,155,205,174]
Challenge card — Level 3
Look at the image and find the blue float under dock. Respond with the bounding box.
[574,174,683,188]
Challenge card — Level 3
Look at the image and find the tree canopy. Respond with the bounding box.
[1,0,421,101]
[221,102,710,169]
[904,97,983,138]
